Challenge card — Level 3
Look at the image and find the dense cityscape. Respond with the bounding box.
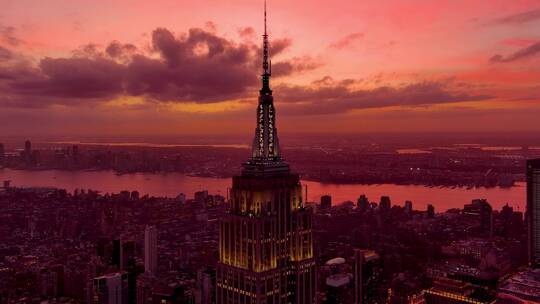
[1,159,539,303]
[2,1,540,304]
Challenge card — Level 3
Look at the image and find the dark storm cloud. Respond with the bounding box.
[489,41,540,63]
[275,77,494,115]
[0,26,320,107]
[492,8,540,25]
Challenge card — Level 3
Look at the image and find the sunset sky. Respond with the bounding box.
[1,0,539,137]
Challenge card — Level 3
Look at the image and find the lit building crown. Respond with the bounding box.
[245,0,289,176]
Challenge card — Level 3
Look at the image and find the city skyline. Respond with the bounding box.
[1,0,540,136]
[1,2,540,303]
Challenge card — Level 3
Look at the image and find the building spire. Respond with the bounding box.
[243,0,288,175]
[261,0,271,95]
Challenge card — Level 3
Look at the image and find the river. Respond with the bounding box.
[0,168,525,212]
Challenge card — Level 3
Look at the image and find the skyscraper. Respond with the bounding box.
[427,204,435,219]
[527,159,540,268]
[0,143,5,164]
[321,195,332,209]
[353,249,384,304]
[404,200,413,215]
[379,196,391,210]
[196,267,216,304]
[92,272,129,304]
[24,140,33,166]
[216,3,316,303]
[463,199,493,238]
[357,195,369,212]
[144,226,158,275]
[25,140,31,156]
[112,239,121,269]
[120,240,136,271]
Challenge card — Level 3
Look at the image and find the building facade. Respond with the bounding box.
[144,226,158,275]
[195,267,216,304]
[0,143,4,164]
[92,272,129,304]
[527,158,540,268]
[423,277,495,304]
[353,249,384,304]
[320,195,332,210]
[463,199,493,238]
[215,4,316,303]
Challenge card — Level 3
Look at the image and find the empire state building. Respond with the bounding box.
[216,3,317,304]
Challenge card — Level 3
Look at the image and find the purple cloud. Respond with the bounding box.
[330,32,364,49]
[271,56,321,77]
[10,57,126,99]
[105,41,138,59]
[0,26,320,107]
[0,46,14,62]
[490,41,540,63]
[275,77,494,115]
[493,8,540,25]
[0,26,491,113]
[0,25,21,46]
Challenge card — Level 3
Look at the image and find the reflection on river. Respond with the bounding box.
[0,168,525,212]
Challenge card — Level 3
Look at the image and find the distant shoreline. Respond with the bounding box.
[45,141,250,149]
[0,166,521,190]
